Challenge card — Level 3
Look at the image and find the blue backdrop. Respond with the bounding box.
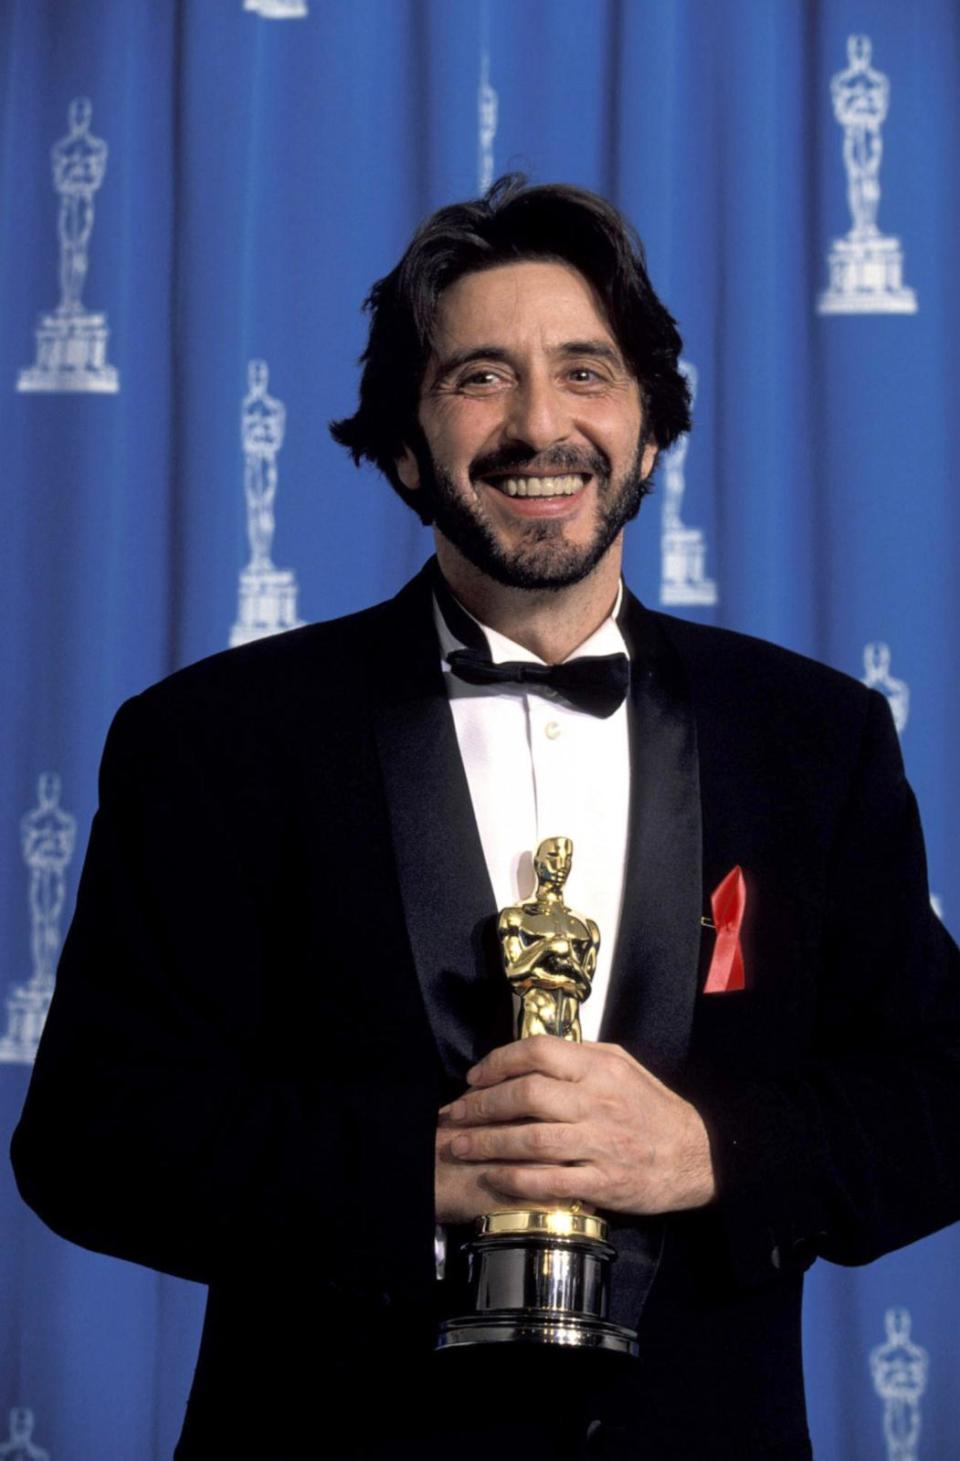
[1,1,957,1456]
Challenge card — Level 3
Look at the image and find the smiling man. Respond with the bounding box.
[13,177,960,1460]
[397,259,655,601]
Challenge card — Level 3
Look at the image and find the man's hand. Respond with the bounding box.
[436,1114,520,1225]
[435,1035,716,1224]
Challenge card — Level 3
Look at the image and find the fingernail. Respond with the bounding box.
[448,1100,466,1122]
[451,1135,470,1156]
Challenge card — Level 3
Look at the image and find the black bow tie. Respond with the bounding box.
[430,559,631,718]
[446,647,630,718]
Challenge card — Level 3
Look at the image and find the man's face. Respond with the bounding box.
[396,260,657,590]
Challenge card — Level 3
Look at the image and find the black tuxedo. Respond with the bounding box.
[12,561,960,1459]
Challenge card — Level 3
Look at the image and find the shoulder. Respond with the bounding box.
[107,589,413,756]
[637,605,896,773]
[650,610,869,707]
[158,601,387,696]
[98,563,438,788]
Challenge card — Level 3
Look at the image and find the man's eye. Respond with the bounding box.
[567,367,603,384]
[457,369,505,391]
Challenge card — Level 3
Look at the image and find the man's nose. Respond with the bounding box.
[503,374,571,451]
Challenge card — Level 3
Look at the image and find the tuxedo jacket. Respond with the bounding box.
[12,560,960,1460]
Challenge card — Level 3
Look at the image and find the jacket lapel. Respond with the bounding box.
[600,592,703,1082]
[371,564,513,1091]
[370,566,702,1087]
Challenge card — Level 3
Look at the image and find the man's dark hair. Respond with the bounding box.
[330,174,692,524]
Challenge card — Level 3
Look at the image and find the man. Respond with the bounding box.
[12,177,960,1459]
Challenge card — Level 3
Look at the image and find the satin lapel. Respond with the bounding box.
[371,564,513,1089]
[600,592,703,1081]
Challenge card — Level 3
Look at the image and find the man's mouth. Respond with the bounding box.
[482,473,589,499]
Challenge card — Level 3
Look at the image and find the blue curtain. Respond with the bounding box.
[1,1,957,1455]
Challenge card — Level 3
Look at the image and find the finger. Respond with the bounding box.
[447,1072,583,1126]
[490,1163,599,1205]
[449,1122,581,1163]
[467,1035,590,1088]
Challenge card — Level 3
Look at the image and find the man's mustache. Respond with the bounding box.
[470,445,610,480]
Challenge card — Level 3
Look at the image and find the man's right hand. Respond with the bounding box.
[436,1106,517,1224]
[434,1034,716,1224]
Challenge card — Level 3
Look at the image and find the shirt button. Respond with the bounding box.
[544,721,561,740]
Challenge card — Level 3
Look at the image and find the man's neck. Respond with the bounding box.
[434,536,624,664]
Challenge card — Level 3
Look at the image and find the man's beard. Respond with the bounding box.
[416,440,655,591]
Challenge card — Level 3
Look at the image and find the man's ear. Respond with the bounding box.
[641,440,658,480]
[395,445,421,492]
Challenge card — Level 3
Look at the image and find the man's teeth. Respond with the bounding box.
[495,475,584,498]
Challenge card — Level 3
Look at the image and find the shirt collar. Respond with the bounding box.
[433,576,628,667]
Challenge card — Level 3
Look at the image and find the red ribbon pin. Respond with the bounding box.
[703,865,747,994]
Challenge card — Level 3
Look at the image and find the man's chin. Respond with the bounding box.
[436,523,613,592]
[426,457,649,591]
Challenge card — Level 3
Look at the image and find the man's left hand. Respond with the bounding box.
[442,1035,717,1216]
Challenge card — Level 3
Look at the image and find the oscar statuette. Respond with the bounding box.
[437,837,638,1356]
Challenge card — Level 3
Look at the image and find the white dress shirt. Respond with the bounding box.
[433,587,632,1042]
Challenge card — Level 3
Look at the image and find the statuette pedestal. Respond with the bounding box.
[230,566,303,646]
[18,309,119,393]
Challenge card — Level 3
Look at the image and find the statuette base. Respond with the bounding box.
[18,310,119,393]
[661,525,718,606]
[230,566,304,646]
[438,1309,638,1355]
[818,234,917,315]
[0,981,53,1065]
[436,1220,638,1358]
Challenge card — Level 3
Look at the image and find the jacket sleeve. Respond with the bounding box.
[695,688,960,1290]
[10,692,438,1291]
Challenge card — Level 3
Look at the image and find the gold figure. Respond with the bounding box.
[498,836,599,1043]
[437,834,638,1356]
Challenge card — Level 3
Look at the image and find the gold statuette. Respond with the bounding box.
[436,837,638,1358]
[498,835,598,1042]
